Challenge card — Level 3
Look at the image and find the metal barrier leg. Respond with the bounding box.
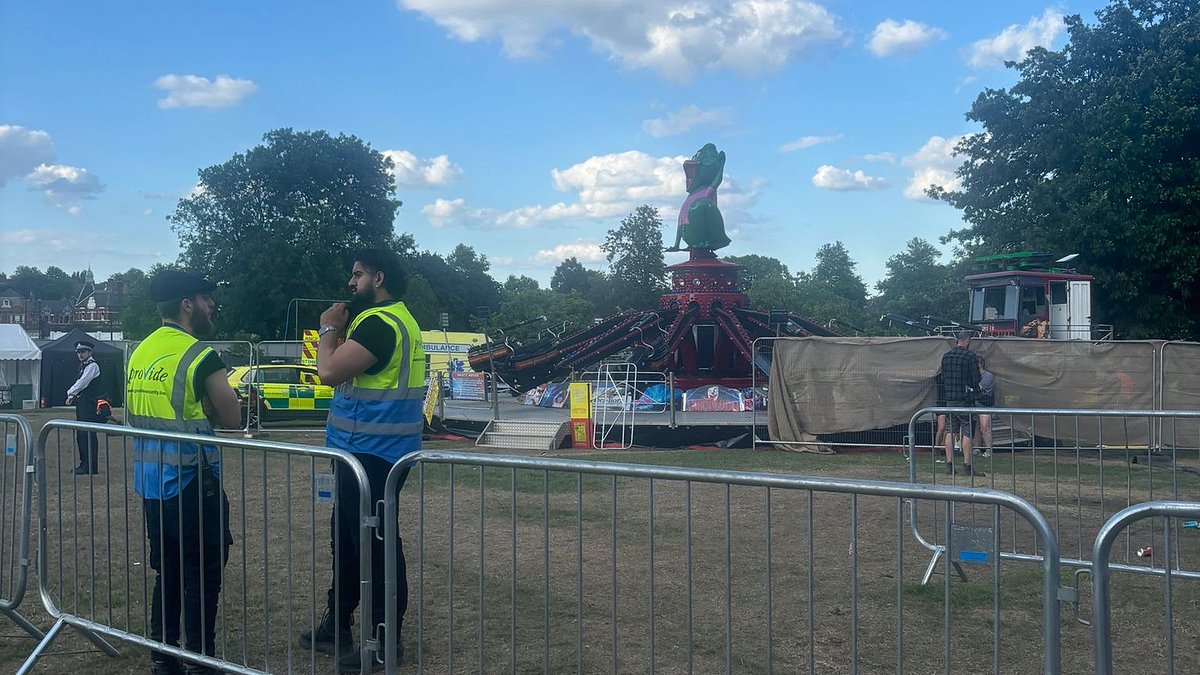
[1,606,43,639]
[920,547,968,585]
[79,625,122,656]
[16,618,66,675]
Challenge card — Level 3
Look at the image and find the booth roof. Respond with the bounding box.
[0,324,40,360]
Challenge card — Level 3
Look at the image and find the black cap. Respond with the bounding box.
[150,269,217,303]
[75,340,96,352]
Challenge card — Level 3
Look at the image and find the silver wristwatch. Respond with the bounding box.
[318,325,338,337]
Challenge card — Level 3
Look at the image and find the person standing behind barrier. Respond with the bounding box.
[65,339,101,475]
[301,249,424,672]
[974,355,995,458]
[127,270,241,675]
[938,331,984,477]
[933,370,948,452]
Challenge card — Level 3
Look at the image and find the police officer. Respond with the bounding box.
[299,249,424,672]
[126,270,241,675]
[66,339,101,474]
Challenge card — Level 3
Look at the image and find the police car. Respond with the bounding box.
[227,364,333,425]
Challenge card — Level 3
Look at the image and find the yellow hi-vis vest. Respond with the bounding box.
[126,325,219,499]
[326,301,425,461]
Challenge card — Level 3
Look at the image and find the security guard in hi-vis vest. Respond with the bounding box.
[299,249,424,671]
[127,269,241,675]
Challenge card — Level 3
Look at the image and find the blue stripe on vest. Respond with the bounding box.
[132,435,222,500]
[326,394,422,463]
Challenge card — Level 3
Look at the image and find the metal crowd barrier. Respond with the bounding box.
[1160,341,1200,410]
[906,407,1200,584]
[204,340,256,435]
[19,420,376,675]
[581,367,670,416]
[383,449,1064,674]
[1091,501,1200,675]
[0,413,40,638]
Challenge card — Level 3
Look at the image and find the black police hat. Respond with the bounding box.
[75,340,96,352]
[150,269,217,303]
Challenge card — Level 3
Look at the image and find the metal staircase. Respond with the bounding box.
[476,419,570,453]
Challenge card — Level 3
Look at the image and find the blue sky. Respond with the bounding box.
[0,1,1107,291]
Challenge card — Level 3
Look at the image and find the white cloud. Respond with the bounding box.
[421,149,763,229]
[863,152,896,163]
[422,197,472,227]
[143,208,154,216]
[956,75,979,93]
[642,106,733,137]
[383,150,464,187]
[968,9,1064,68]
[154,74,259,109]
[0,125,56,186]
[534,242,606,264]
[27,163,105,208]
[868,19,947,57]
[779,134,841,153]
[0,228,172,269]
[398,0,846,81]
[902,134,968,200]
[811,165,887,191]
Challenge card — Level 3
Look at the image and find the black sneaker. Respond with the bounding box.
[72,465,93,476]
[336,647,373,674]
[150,653,183,675]
[299,608,353,655]
[963,464,985,478]
[945,463,955,476]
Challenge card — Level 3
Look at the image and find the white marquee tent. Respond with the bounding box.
[0,324,40,409]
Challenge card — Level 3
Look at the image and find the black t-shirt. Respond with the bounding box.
[349,307,397,376]
[193,351,227,402]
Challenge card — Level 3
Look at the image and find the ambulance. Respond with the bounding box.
[421,330,486,376]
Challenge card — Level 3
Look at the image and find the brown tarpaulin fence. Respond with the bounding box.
[765,337,1195,448]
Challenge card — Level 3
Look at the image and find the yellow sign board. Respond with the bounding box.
[569,382,592,419]
[423,380,440,425]
[301,329,319,366]
[421,330,486,375]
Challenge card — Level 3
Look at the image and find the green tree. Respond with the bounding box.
[602,205,667,310]
[936,0,1200,338]
[43,266,75,300]
[550,257,615,315]
[724,254,790,290]
[7,266,43,299]
[402,274,441,330]
[169,128,401,338]
[503,275,540,294]
[872,238,966,323]
[747,275,803,315]
[490,289,595,343]
[811,242,867,312]
[405,246,501,331]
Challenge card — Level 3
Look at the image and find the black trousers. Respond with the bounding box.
[73,396,99,469]
[145,472,233,658]
[329,454,409,634]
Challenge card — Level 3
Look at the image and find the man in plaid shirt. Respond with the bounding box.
[939,331,984,476]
